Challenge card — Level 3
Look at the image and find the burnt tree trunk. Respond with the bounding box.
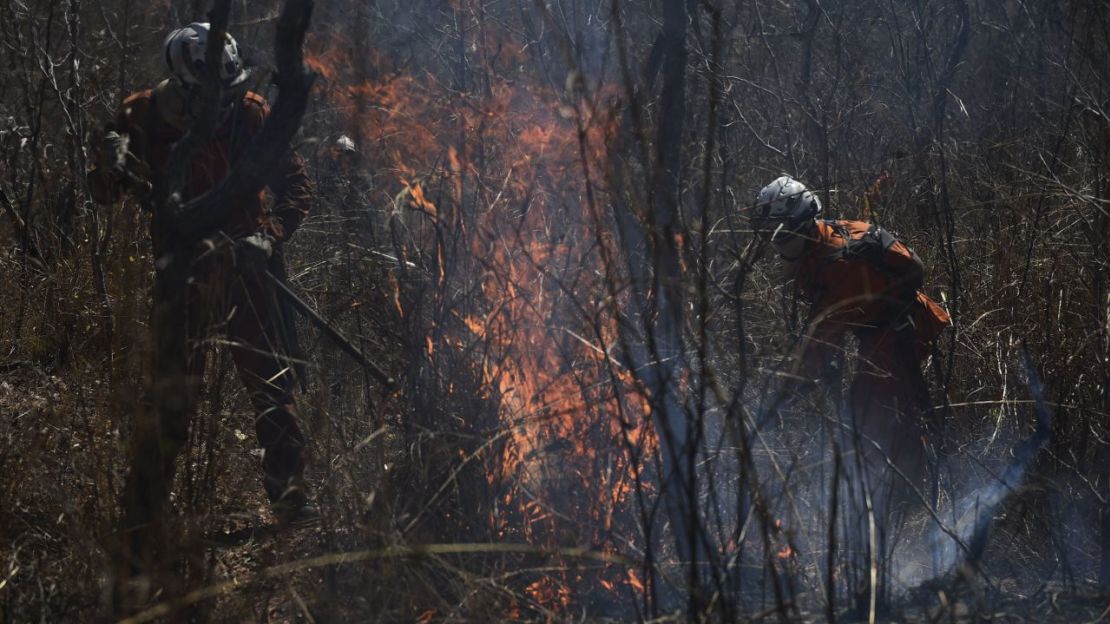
[608,0,703,612]
[649,0,706,611]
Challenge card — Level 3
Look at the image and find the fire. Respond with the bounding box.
[388,273,404,318]
[307,19,650,615]
[771,519,796,561]
[460,314,486,339]
[525,576,571,609]
[626,569,646,593]
[405,182,437,218]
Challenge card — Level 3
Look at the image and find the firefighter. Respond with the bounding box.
[318,134,382,243]
[89,23,317,525]
[751,176,950,490]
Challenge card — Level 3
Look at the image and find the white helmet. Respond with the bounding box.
[334,135,357,153]
[163,23,249,88]
[752,175,821,235]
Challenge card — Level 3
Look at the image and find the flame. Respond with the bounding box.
[388,273,404,318]
[406,182,438,218]
[304,42,341,81]
[307,22,648,615]
[627,570,646,593]
[525,577,571,610]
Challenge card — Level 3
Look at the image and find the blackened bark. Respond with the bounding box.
[610,0,703,610]
[650,0,704,611]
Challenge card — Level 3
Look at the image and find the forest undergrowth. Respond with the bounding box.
[2,0,1110,621]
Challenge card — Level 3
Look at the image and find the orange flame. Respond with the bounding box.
[307,24,648,615]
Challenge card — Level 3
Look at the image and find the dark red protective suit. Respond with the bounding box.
[95,88,313,505]
[791,220,950,483]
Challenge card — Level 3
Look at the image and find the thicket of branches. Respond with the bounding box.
[1,0,1108,621]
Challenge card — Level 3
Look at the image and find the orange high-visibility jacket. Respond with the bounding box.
[792,220,950,376]
[90,90,312,241]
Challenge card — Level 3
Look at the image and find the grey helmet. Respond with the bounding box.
[163,22,249,88]
[752,176,822,236]
[334,134,357,154]
[330,134,360,169]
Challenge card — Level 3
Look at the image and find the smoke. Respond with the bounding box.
[909,346,1055,587]
[689,344,1061,613]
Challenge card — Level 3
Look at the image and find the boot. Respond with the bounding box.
[267,477,320,527]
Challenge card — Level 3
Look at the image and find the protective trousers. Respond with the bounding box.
[122,251,307,512]
[839,323,932,612]
[849,322,931,505]
[116,250,306,599]
[186,251,306,504]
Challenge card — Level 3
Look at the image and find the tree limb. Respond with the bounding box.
[169,0,316,242]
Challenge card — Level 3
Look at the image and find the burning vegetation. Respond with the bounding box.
[2,0,1110,621]
[302,8,657,614]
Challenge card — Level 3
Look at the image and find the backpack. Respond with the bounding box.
[820,219,950,346]
[822,220,924,292]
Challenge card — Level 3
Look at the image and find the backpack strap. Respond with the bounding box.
[817,219,855,263]
[846,223,898,266]
[820,221,917,278]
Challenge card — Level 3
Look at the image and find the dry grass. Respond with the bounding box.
[2,0,1109,621]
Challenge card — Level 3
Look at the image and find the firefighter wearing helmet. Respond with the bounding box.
[752,175,950,488]
[88,23,317,527]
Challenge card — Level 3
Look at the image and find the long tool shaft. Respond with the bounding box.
[265,271,396,390]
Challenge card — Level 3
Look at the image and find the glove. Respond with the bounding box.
[95,131,129,171]
[235,232,275,275]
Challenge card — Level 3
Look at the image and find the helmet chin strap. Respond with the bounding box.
[770,221,786,242]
